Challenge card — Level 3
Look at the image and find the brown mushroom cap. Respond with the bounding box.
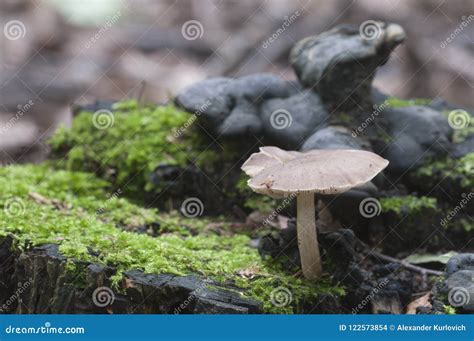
[242,147,389,198]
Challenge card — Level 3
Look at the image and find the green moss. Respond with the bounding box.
[415,153,474,188]
[380,196,437,215]
[236,175,277,212]
[48,101,218,195]
[384,96,432,108]
[336,113,354,124]
[443,305,456,314]
[442,217,473,232]
[0,164,343,313]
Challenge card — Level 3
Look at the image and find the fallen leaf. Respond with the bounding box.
[406,293,431,314]
[404,251,458,265]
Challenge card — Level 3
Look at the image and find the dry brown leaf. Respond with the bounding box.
[405,293,431,314]
[236,266,262,280]
[28,192,71,211]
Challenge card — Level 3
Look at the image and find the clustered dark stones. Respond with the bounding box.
[175,22,472,174]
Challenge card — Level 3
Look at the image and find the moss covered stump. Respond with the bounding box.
[0,164,345,314]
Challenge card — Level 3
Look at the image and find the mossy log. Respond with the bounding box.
[0,236,261,314]
[0,164,345,314]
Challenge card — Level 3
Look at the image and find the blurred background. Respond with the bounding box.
[0,0,472,164]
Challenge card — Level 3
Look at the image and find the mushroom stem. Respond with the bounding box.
[296,192,322,280]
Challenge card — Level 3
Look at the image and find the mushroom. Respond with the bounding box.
[241,146,388,280]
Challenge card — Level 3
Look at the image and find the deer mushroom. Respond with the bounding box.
[241,146,388,280]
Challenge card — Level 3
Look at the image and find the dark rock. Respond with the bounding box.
[372,87,390,105]
[229,73,291,102]
[444,270,474,312]
[431,253,474,313]
[380,106,452,173]
[290,23,405,112]
[174,77,233,127]
[260,90,328,149]
[446,254,474,276]
[285,80,305,96]
[301,126,363,151]
[175,74,297,139]
[217,99,262,136]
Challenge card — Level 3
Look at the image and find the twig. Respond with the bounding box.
[367,250,444,277]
